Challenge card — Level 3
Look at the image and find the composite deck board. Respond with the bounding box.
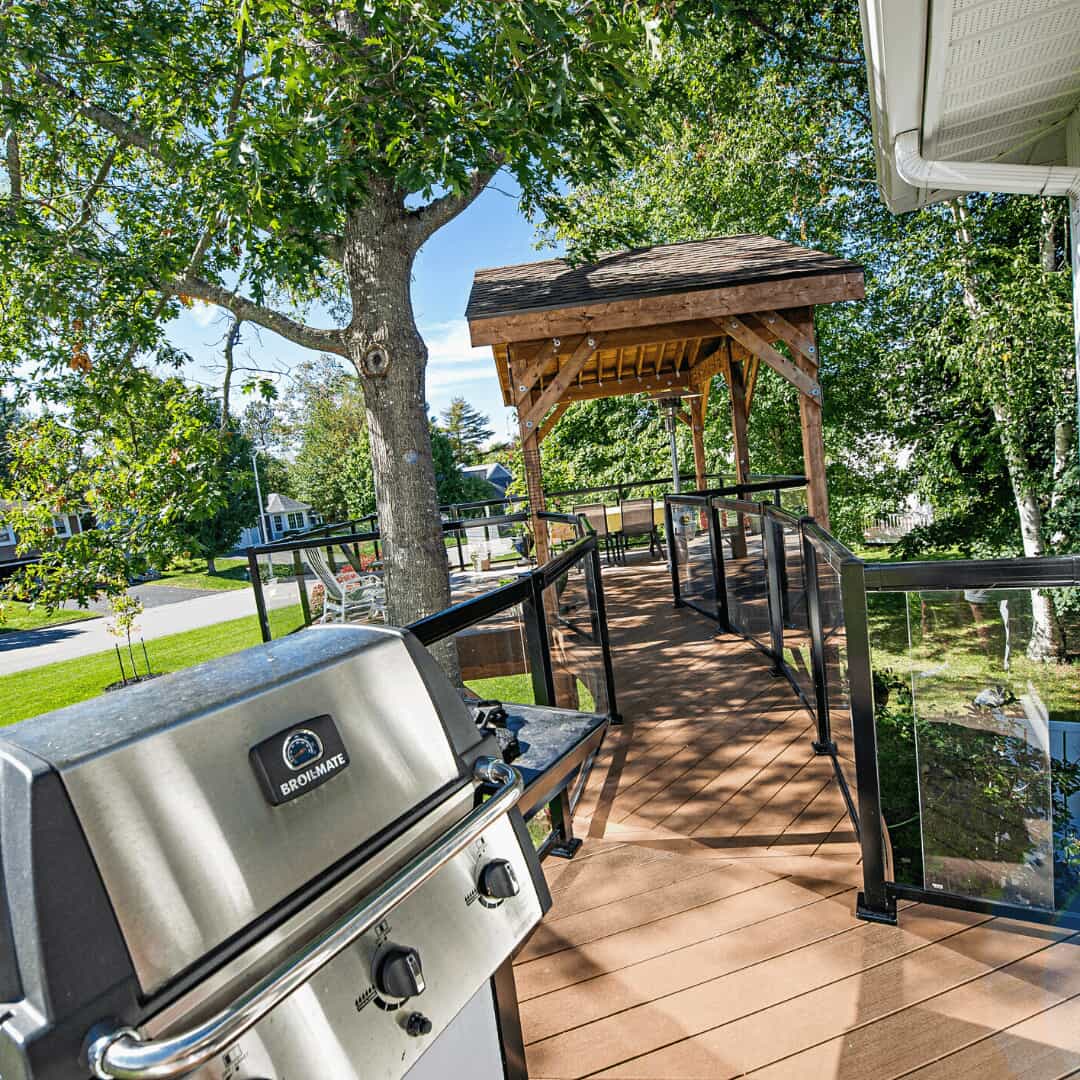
[515,561,1079,1079]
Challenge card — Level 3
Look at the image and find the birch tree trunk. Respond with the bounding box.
[952,200,1064,661]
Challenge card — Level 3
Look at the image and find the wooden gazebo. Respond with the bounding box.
[466,235,865,561]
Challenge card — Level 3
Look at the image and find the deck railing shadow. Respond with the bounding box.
[665,488,1080,935]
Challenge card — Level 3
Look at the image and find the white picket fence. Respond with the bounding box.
[863,507,933,544]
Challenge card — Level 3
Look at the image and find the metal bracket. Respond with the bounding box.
[856,892,898,926]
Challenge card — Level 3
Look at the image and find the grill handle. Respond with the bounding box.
[87,757,523,1080]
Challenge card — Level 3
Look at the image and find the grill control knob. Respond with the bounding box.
[376,946,426,999]
[405,1012,433,1038]
[479,858,520,900]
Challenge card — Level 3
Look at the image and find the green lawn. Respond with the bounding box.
[154,557,251,591]
[0,602,99,634]
[465,672,596,712]
[0,604,306,725]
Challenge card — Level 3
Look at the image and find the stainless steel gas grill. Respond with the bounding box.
[0,625,551,1080]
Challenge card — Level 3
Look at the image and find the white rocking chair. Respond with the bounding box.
[305,547,386,624]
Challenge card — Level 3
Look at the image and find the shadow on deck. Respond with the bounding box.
[514,560,1080,1079]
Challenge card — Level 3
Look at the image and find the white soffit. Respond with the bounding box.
[860,0,1080,212]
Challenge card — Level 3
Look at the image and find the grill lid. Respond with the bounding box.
[1,626,486,996]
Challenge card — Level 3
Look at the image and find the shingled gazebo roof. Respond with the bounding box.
[467,234,861,326]
[467,235,863,409]
[468,234,865,546]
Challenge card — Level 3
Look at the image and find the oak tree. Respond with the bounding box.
[1,0,660,623]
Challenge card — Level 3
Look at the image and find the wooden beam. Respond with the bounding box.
[537,401,569,444]
[690,383,709,492]
[793,317,830,530]
[468,270,866,346]
[758,310,819,364]
[511,340,558,406]
[500,318,722,364]
[521,334,603,432]
[717,316,821,401]
[560,374,692,403]
[726,345,750,558]
[518,387,549,565]
[675,409,692,428]
[744,356,761,413]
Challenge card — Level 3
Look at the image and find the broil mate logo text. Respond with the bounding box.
[250,715,351,806]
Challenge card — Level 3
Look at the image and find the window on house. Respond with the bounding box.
[273,515,284,533]
[51,515,71,538]
[287,512,304,530]
[0,523,13,545]
[309,512,322,525]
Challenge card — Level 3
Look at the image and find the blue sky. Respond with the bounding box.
[165,177,555,444]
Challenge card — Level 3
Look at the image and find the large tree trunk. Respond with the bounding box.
[341,186,453,644]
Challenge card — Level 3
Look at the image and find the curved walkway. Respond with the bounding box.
[516,561,1080,1080]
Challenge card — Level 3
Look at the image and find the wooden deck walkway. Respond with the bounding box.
[515,561,1080,1080]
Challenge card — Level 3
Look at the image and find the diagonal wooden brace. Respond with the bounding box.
[522,334,604,432]
[717,316,821,402]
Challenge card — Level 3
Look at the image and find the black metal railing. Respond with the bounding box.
[248,518,618,860]
[666,490,1080,933]
[285,472,808,532]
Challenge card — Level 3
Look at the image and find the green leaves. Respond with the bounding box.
[0,369,255,607]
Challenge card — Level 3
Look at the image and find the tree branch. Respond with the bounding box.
[169,273,349,356]
[406,161,501,246]
[28,63,172,162]
[70,144,118,234]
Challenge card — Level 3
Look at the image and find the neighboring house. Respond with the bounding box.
[0,503,84,571]
[264,493,322,541]
[462,462,513,497]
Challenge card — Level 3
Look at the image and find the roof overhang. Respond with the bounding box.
[859,0,1080,213]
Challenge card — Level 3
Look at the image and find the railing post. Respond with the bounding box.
[522,572,556,707]
[455,524,466,571]
[248,549,272,643]
[292,549,312,626]
[588,541,622,725]
[664,497,683,606]
[762,504,785,675]
[546,785,583,859]
[801,526,834,754]
[708,502,730,631]
[840,557,896,925]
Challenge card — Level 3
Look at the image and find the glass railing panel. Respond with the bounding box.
[808,535,856,797]
[721,508,771,645]
[427,603,536,707]
[894,587,1079,912]
[866,590,921,886]
[778,519,814,711]
[778,486,808,517]
[542,554,609,715]
[668,499,717,618]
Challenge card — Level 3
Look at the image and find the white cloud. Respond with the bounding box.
[420,318,501,391]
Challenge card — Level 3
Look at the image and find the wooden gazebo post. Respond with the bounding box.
[466,236,863,547]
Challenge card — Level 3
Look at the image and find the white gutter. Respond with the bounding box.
[892,131,1080,199]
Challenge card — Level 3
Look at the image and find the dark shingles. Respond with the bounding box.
[467,235,863,321]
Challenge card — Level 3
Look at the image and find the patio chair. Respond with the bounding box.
[305,547,386,623]
[618,498,662,560]
[573,503,620,565]
[464,524,516,566]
